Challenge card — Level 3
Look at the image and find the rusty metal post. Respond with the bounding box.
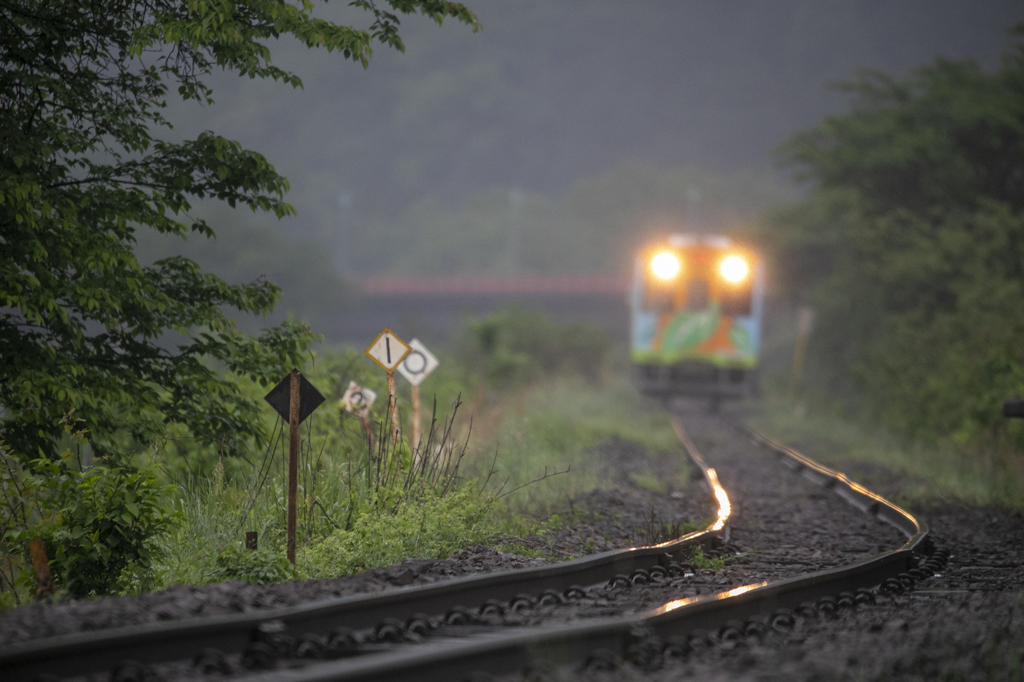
[29,539,55,599]
[287,369,300,565]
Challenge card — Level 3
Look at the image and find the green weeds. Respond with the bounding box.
[0,308,692,605]
[214,545,298,585]
[0,422,178,601]
[461,306,611,387]
[629,470,668,494]
[495,540,546,557]
[300,489,498,578]
[636,509,706,545]
[689,546,726,570]
[751,397,1024,511]
[155,389,491,586]
[470,373,686,515]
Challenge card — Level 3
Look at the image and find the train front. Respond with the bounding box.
[630,235,764,401]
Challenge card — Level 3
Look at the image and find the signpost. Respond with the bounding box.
[396,338,440,455]
[365,328,411,444]
[29,539,55,599]
[339,380,377,443]
[789,306,815,407]
[264,369,325,564]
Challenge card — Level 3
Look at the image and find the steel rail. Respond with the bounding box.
[741,425,927,545]
[229,415,931,682]
[1,430,731,682]
[1,416,931,682]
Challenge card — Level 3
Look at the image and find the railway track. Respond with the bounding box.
[1,404,943,682]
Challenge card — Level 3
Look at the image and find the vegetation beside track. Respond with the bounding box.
[764,26,1024,454]
[1,309,683,608]
[750,396,1024,512]
[0,0,481,610]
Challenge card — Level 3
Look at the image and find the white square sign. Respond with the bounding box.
[339,381,376,418]
[397,338,439,386]
[364,327,411,374]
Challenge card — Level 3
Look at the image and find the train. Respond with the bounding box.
[630,234,764,402]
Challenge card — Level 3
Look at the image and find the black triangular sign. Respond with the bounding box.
[264,371,326,424]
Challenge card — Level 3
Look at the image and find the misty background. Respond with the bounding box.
[135,0,1024,341]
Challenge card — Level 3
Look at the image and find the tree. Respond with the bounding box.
[0,0,479,460]
[771,25,1024,442]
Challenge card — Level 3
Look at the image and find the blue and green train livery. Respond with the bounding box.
[631,234,764,399]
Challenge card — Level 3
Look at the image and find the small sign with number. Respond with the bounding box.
[397,338,439,387]
[339,381,376,418]
[364,327,411,374]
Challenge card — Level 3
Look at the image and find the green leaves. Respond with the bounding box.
[0,446,180,597]
[466,307,611,387]
[213,544,297,585]
[1,0,478,459]
[772,27,1024,444]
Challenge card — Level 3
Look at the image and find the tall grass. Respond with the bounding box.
[154,386,502,584]
[751,396,1024,511]
[3,309,690,601]
[460,371,690,515]
[150,349,691,586]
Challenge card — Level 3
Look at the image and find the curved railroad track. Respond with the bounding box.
[1,402,946,682]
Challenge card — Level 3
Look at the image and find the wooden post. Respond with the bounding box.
[364,328,410,449]
[411,383,421,460]
[387,371,399,445]
[29,539,55,599]
[245,531,258,551]
[359,415,374,448]
[789,306,814,406]
[287,369,300,565]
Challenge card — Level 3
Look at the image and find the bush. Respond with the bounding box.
[689,546,725,570]
[2,439,179,598]
[213,545,297,585]
[465,306,610,387]
[771,39,1024,447]
[300,490,496,579]
[153,356,487,589]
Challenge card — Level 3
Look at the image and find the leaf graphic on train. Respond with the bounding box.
[729,324,754,357]
[662,307,720,351]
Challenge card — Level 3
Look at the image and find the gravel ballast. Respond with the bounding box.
[2,401,1022,681]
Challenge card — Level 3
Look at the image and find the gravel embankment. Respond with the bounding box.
[498,403,1024,681]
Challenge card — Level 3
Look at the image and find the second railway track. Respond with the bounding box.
[1,401,945,682]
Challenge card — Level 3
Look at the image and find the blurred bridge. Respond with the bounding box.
[332,275,631,346]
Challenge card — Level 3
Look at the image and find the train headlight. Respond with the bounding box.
[651,251,681,280]
[720,255,749,283]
